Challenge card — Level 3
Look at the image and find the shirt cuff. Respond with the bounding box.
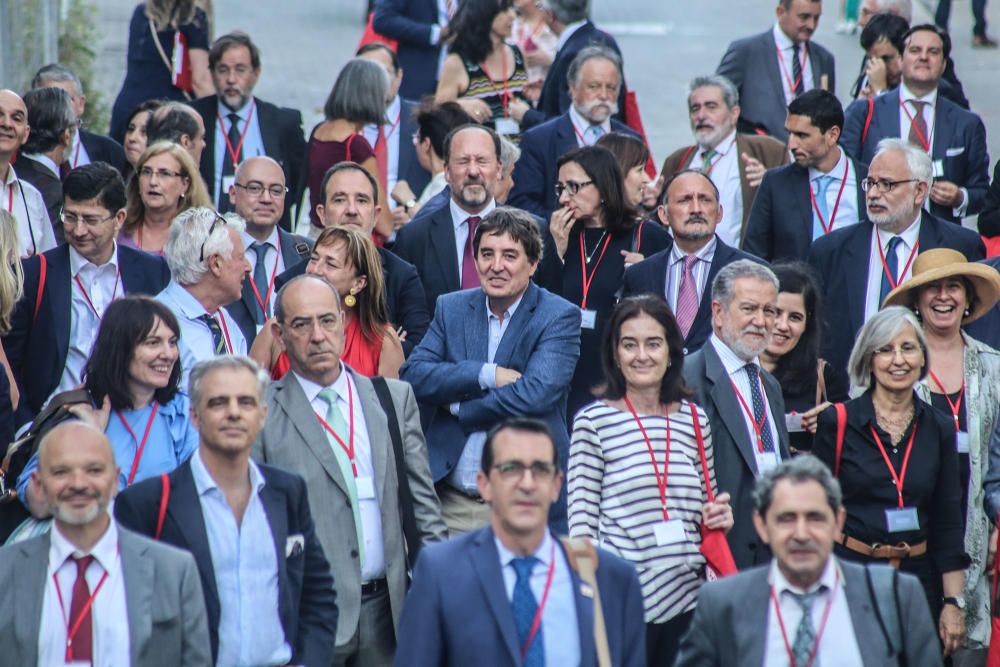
[479,363,497,390]
[431,24,442,45]
[449,402,460,416]
[952,188,969,218]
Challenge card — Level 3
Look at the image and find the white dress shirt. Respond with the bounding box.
[807,148,859,238]
[664,236,716,313]
[213,98,265,207]
[569,105,612,147]
[449,197,496,282]
[695,130,741,245]
[295,366,386,581]
[38,520,131,667]
[772,24,815,105]
[1,164,58,257]
[864,214,921,320]
[69,131,91,168]
[363,95,403,195]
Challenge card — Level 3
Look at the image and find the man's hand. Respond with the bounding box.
[930,180,964,208]
[939,603,966,656]
[495,367,522,387]
[521,79,543,103]
[742,152,766,188]
[507,99,531,123]
[391,181,416,208]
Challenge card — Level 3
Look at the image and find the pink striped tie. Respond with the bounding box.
[675,255,699,338]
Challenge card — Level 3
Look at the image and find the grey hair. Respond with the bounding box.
[567,45,622,89]
[323,58,388,126]
[21,87,76,154]
[847,305,928,389]
[753,454,843,516]
[542,0,589,24]
[688,75,740,109]
[711,259,779,309]
[164,207,246,285]
[188,355,270,408]
[875,138,933,188]
[274,274,341,324]
[499,135,521,171]
[868,0,912,21]
[31,63,84,96]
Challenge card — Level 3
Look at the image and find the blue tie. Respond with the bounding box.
[585,125,604,145]
[812,175,833,240]
[879,236,903,306]
[249,241,272,323]
[512,557,544,667]
[744,363,775,453]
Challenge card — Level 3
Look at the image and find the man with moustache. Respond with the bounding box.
[683,259,791,569]
[655,76,788,247]
[808,139,984,375]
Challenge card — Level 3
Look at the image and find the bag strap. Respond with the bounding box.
[155,473,170,540]
[679,144,698,170]
[865,564,904,660]
[815,359,828,406]
[33,253,47,322]
[690,403,715,503]
[861,97,875,147]
[148,15,175,79]
[631,221,644,254]
[560,537,611,667]
[833,403,847,477]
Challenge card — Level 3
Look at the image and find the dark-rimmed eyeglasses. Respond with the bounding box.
[199,214,229,262]
[860,178,919,193]
[492,460,557,481]
[60,209,116,227]
[554,180,594,198]
[235,182,288,198]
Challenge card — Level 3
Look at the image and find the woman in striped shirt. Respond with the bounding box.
[568,295,733,666]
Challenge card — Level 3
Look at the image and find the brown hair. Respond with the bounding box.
[313,227,389,343]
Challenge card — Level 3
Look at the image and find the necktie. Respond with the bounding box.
[789,588,825,667]
[674,255,700,338]
[792,42,805,96]
[743,363,775,453]
[374,124,389,195]
[250,241,272,323]
[59,160,71,180]
[700,149,718,173]
[879,236,902,306]
[461,216,481,289]
[318,388,364,564]
[69,555,95,662]
[198,314,226,355]
[811,175,833,239]
[219,112,242,212]
[511,556,544,667]
[585,124,604,146]
[907,100,929,149]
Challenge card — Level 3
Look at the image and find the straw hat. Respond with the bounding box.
[881,248,1000,323]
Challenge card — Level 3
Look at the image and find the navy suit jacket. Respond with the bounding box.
[742,156,869,263]
[394,526,646,667]
[807,212,986,374]
[509,113,637,219]
[80,130,127,174]
[399,98,431,198]
[965,255,1000,349]
[399,283,581,530]
[114,459,338,667]
[622,236,766,354]
[373,0,442,100]
[3,244,171,427]
[11,156,61,240]
[841,89,989,223]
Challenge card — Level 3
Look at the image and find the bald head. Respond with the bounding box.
[38,420,114,466]
[35,420,119,529]
[231,155,287,236]
[0,90,30,164]
[147,102,206,163]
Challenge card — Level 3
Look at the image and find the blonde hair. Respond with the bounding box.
[145,0,198,30]
[125,141,212,236]
[0,210,23,333]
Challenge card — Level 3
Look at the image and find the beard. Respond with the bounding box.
[693,123,731,150]
[221,87,251,111]
[720,318,770,361]
[455,178,490,208]
[51,492,109,526]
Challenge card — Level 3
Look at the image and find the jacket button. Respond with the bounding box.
[350,549,359,559]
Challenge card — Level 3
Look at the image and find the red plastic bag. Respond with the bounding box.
[988,513,1000,666]
[622,88,657,179]
[983,236,1000,259]
[690,404,738,578]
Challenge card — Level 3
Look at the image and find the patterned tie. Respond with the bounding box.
[743,363,775,453]
[512,556,544,667]
[789,588,825,667]
[700,149,718,173]
[792,42,805,95]
[219,112,242,213]
[674,255,700,339]
[250,241,272,323]
[811,175,833,239]
[69,555,95,662]
[318,388,364,564]
[198,314,226,355]
[585,124,604,146]
[879,236,902,306]
[461,216,481,289]
[907,100,929,149]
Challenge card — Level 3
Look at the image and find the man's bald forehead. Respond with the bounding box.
[38,420,114,465]
[0,89,26,109]
[236,155,285,182]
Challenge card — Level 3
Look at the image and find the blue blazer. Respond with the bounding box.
[399,98,431,198]
[807,211,986,374]
[509,113,638,219]
[373,0,442,100]
[742,157,869,263]
[394,526,646,667]
[114,459,339,667]
[399,283,581,529]
[3,244,171,427]
[841,89,989,223]
[80,130,127,175]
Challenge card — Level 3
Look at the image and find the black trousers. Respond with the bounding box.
[646,610,694,666]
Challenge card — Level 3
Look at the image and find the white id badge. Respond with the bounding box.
[495,117,520,136]
[581,309,597,329]
[956,431,970,454]
[885,506,920,532]
[356,476,376,500]
[221,174,236,196]
[785,412,805,433]
[653,519,687,546]
[932,159,946,179]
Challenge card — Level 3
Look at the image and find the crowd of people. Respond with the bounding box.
[5,0,1000,664]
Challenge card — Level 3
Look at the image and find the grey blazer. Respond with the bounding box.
[253,368,447,646]
[675,559,943,667]
[0,524,211,666]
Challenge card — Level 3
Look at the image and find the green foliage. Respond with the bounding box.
[58,0,108,134]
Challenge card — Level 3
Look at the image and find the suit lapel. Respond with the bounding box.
[843,566,891,666]
[429,207,461,293]
[704,344,760,473]
[559,539,597,667]
[398,99,418,178]
[168,463,221,611]
[470,529,521,665]
[50,247,72,362]
[556,115,579,154]
[763,371,791,457]
[853,158,868,215]
[493,283,540,367]
[931,101,953,161]
[741,571,772,667]
[258,474,291,627]
[874,94,900,159]
[844,224,873,334]
[464,291,490,364]
[120,529,155,664]
[791,164,814,236]
[762,32,787,110]
[352,371,391,510]
[14,536,48,662]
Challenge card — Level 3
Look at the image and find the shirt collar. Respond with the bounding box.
[557,19,588,51]
[852,387,927,428]
[292,363,351,405]
[450,197,496,231]
[899,82,938,107]
[164,279,214,318]
[670,236,717,264]
[875,212,921,248]
[709,331,760,372]
[494,528,556,569]
[486,291,525,323]
[1,164,16,187]
[241,227,280,253]
[69,241,120,275]
[385,96,401,124]
[568,105,611,136]
[699,130,737,157]
[50,516,119,575]
[22,153,60,177]
[770,554,841,595]
[772,22,798,50]
[808,146,847,181]
[191,447,266,497]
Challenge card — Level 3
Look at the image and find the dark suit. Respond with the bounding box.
[394,527,646,667]
[115,459,339,666]
[841,88,989,223]
[976,159,1000,237]
[807,213,986,375]
[398,97,431,198]
[850,54,969,109]
[12,155,60,237]
[683,342,791,569]
[964,256,1000,349]
[392,201,467,317]
[189,95,307,231]
[373,0,443,100]
[717,30,836,141]
[743,155,869,262]
[79,129,127,174]
[2,244,171,427]
[622,236,766,354]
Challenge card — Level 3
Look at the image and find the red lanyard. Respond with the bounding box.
[578,232,612,309]
[869,422,918,508]
[73,270,120,317]
[71,140,82,168]
[900,99,931,152]
[247,238,281,318]
[730,376,770,453]
[479,55,510,117]
[216,101,256,169]
[624,396,672,521]
[928,371,965,433]
[775,43,809,97]
[520,539,557,661]
[809,158,850,235]
[213,313,235,354]
[378,109,402,145]
[770,568,839,667]
[876,235,919,293]
[117,403,160,486]
[702,151,725,175]
[53,560,111,662]
[315,380,357,477]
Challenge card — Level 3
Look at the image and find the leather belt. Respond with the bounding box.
[838,533,927,568]
[443,483,485,504]
[361,577,388,596]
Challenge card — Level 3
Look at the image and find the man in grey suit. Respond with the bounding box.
[0,421,209,666]
[717,0,836,141]
[676,455,942,667]
[253,274,447,667]
[683,260,791,570]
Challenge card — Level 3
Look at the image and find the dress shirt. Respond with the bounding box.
[772,24,815,104]
[294,365,386,581]
[448,292,525,492]
[495,530,581,666]
[864,214,921,321]
[212,98,265,207]
[190,449,292,667]
[569,105,612,147]
[708,333,782,473]
[764,557,863,666]
[69,131,92,168]
[363,95,402,195]
[695,130,741,245]
[807,148,859,238]
[39,520,131,667]
[242,227,286,288]
[664,237,716,313]
[556,19,588,51]
[449,196,496,282]
[1,164,57,257]
[418,171,447,205]
[21,152,60,177]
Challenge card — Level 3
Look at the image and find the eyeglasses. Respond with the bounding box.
[235,182,288,198]
[554,180,594,198]
[60,210,116,227]
[873,342,923,359]
[139,167,184,181]
[860,178,919,193]
[199,214,229,262]
[492,460,557,481]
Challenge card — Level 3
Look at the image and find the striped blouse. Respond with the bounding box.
[567,399,717,624]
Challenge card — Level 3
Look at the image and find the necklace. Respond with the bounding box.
[874,402,914,446]
[582,230,608,263]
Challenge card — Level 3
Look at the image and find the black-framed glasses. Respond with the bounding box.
[235,182,288,198]
[860,178,919,193]
[554,180,594,198]
[60,209,115,227]
[492,460,557,481]
[199,214,229,262]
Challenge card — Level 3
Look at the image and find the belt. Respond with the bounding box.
[443,483,485,504]
[838,533,928,568]
[361,577,388,596]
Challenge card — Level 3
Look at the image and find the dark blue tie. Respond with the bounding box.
[250,241,271,323]
[512,556,544,667]
[792,42,804,95]
[879,236,902,306]
[744,363,775,453]
[198,314,226,355]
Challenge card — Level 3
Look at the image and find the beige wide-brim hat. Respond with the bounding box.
[881,248,1000,323]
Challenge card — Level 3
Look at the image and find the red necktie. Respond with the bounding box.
[374,126,389,196]
[69,555,95,662]
[461,216,481,289]
[675,255,700,338]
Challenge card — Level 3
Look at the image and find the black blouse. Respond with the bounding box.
[779,360,850,454]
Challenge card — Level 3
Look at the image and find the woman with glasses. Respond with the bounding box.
[536,145,671,418]
[812,306,969,657]
[121,141,211,254]
[568,296,732,666]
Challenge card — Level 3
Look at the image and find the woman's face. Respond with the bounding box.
[127,317,179,396]
[871,325,924,392]
[867,38,903,88]
[491,5,516,39]
[306,240,366,304]
[616,313,670,392]
[915,278,968,335]
[124,111,151,168]
[139,152,189,214]
[623,163,650,209]
[767,291,808,360]
[557,161,603,224]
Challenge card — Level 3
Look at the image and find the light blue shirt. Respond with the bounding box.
[190,449,292,667]
[213,98,265,207]
[494,530,581,667]
[807,148,859,240]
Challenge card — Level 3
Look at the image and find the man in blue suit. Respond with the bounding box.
[373,0,448,100]
[400,207,581,534]
[841,24,989,225]
[394,417,645,667]
[3,162,171,428]
[808,139,985,375]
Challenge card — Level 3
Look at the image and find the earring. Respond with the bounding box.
[179,192,186,200]
[964,307,971,318]
[344,290,357,308]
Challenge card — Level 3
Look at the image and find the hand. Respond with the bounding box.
[507,98,531,123]
[864,56,888,93]
[549,207,576,259]
[939,603,965,656]
[456,98,492,124]
[395,326,408,343]
[930,180,964,208]
[67,394,111,431]
[390,206,411,230]
[495,366,522,387]
[621,250,644,269]
[524,49,553,69]
[801,402,831,435]
[391,181,416,208]
[741,152,766,188]
[521,79,543,103]
[702,492,734,532]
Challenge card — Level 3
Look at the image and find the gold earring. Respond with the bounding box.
[344,290,357,308]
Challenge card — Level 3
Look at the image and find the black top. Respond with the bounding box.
[813,389,969,574]
[928,390,970,526]
[779,360,850,454]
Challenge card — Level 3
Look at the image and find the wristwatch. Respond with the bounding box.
[403,199,417,213]
[942,596,966,609]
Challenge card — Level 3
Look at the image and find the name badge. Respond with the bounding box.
[885,506,920,532]
[580,308,597,329]
[932,159,945,179]
[785,412,805,433]
[956,431,970,454]
[221,174,236,198]
[653,519,687,546]
[356,476,376,500]
[495,117,520,136]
